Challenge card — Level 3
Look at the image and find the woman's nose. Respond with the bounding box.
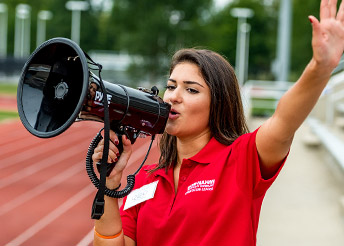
[168,88,182,104]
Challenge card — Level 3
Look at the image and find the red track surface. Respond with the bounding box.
[0,119,161,246]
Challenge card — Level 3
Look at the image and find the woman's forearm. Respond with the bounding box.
[94,195,124,246]
[273,58,332,139]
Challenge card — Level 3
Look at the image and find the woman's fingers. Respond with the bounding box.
[336,0,344,22]
[92,132,121,163]
[109,130,120,146]
[329,0,338,18]
[320,0,330,20]
[112,135,132,172]
[92,149,117,163]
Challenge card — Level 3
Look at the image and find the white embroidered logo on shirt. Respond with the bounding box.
[185,179,215,195]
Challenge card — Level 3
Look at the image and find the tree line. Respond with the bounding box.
[1,0,322,84]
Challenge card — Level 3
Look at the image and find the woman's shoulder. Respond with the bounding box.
[232,128,259,146]
[142,164,159,173]
[134,164,161,183]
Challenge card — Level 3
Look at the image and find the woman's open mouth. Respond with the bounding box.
[169,109,180,119]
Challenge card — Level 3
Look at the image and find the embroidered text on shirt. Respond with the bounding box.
[185,179,215,195]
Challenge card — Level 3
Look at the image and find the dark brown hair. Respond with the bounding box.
[153,48,249,172]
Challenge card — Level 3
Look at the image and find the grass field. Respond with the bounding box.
[0,83,17,95]
[0,111,18,121]
[0,83,18,122]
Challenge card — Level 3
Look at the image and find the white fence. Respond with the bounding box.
[242,73,344,172]
[241,80,293,118]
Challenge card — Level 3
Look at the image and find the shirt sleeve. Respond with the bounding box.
[233,128,287,199]
[119,165,156,242]
[120,195,138,241]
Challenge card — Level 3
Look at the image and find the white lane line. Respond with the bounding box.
[0,133,54,155]
[0,144,85,189]
[126,139,158,169]
[0,130,91,170]
[0,162,84,216]
[4,138,158,246]
[5,184,95,246]
[76,228,94,246]
[0,138,157,190]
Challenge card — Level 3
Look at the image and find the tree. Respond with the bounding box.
[290,0,319,80]
[205,0,278,81]
[104,0,213,84]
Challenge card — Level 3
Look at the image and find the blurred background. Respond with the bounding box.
[0,0,344,245]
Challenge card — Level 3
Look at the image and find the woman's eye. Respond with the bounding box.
[187,88,199,94]
[165,85,176,90]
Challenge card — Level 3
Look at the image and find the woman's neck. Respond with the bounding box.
[176,130,211,167]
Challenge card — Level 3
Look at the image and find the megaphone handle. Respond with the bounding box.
[96,132,124,177]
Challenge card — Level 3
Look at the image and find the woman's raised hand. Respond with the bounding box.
[92,130,132,189]
[309,0,344,70]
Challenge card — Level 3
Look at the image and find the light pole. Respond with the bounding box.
[65,1,89,45]
[241,23,251,86]
[274,0,292,82]
[0,3,8,57]
[14,4,31,58]
[231,8,254,86]
[36,10,53,48]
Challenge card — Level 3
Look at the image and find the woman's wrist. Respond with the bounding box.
[106,171,123,189]
[309,57,335,78]
[94,227,123,239]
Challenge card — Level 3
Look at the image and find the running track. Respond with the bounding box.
[0,118,161,245]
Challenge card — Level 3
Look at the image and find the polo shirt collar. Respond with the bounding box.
[188,136,227,164]
[148,137,227,178]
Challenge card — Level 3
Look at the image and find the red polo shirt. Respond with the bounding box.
[120,129,285,245]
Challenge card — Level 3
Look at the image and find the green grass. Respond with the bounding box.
[0,111,18,122]
[0,83,18,122]
[0,84,18,95]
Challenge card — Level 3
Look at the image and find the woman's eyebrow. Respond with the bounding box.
[184,81,204,88]
[168,78,204,88]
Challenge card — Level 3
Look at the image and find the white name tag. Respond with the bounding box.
[124,181,159,210]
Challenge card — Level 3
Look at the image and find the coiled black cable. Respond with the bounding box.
[86,128,155,198]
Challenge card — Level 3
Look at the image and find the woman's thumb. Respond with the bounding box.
[121,134,132,157]
[309,15,321,41]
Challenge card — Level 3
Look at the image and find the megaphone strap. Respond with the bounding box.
[88,61,110,220]
[116,84,130,126]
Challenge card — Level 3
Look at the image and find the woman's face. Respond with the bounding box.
[163,62,211,139]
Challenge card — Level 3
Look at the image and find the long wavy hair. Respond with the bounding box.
[152,48,249,173]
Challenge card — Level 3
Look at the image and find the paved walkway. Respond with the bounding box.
[250,118,344,246]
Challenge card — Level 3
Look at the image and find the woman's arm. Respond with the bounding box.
[256,0,344,178]
[92,132,136,246]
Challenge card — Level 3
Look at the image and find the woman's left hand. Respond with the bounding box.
[309,0,344,70]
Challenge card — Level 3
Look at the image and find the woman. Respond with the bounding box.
[93,0,344,245]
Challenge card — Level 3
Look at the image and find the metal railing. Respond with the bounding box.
[242,76,344,172]
[241,80,293,117]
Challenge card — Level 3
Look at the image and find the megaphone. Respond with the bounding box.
[17,38,170,216]
[17,37,170,139]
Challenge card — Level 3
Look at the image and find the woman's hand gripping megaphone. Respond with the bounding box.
[92,130,133,189]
